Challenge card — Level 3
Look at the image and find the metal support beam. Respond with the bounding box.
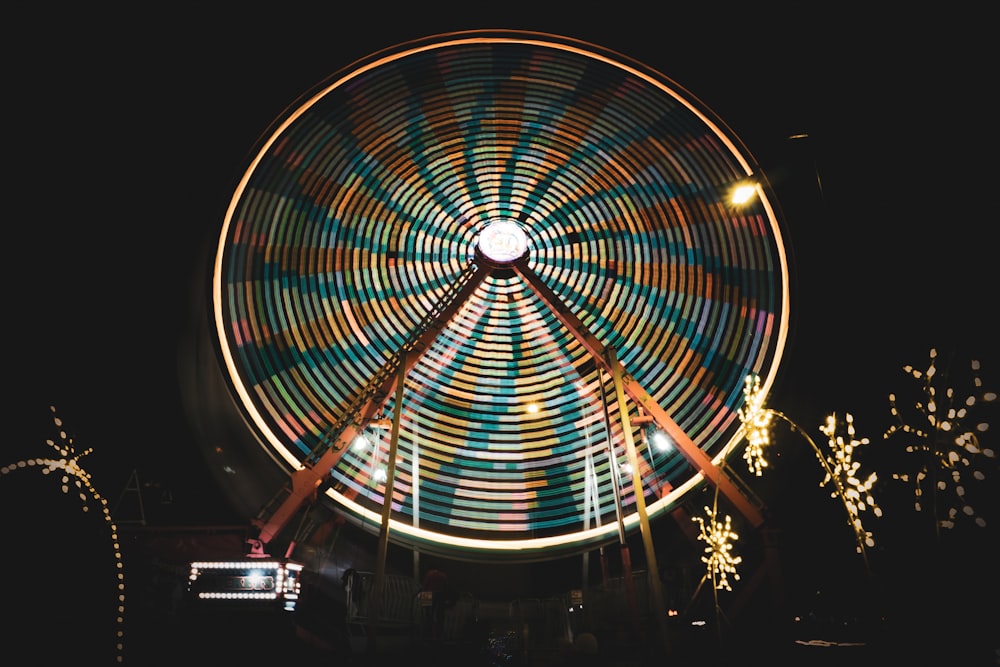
[607,346,671,653]
[512,259,764,527]
[368,353,407,654]
[253,262,493,547]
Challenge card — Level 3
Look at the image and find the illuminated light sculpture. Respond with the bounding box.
[817,413,881,554]
[734,374,881,567]
[212,30,791,560]
[885,348,996,532]
[738,374,772,477]
[693,506,742,592]
[1,406,126,663]
[690,499,742,643]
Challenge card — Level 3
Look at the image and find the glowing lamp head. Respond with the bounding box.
[731,183,757,205]
[477,220,528,263]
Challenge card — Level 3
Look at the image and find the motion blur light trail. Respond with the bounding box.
[213,31,790,559]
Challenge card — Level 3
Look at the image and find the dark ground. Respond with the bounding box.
[121,593,999,667]
[116,524,1000,667]
[4,456,998,666]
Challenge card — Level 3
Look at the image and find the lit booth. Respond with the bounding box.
[187,559,304,612]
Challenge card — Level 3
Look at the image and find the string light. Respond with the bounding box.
[738,374,772,476]
[885,349,996,530]
[1,406,126,663]
[693,506,742,592]
[734,374,881,566]
[818,413,882,552]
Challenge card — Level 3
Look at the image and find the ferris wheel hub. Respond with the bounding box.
[477,219,528,264]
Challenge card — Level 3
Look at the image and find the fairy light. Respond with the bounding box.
[693,506,742,591]
[818,413,882,551]
[885,349,996,530]
[1,406,126,663]
[738,374,772,476]
[733,374,881,566]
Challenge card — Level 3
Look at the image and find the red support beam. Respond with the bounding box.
[512,259,765,527]
[253,262,494,546]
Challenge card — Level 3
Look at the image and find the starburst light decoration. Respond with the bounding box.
[738,373,772,477]
[734,373,880,565]
[818,413,881,552]
[0,406,126,663]
[885,348,996,530]
[693,506,742,592]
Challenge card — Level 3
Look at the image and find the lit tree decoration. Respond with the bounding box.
[734,374,881,568]
[738,373,772,477]
[0,406,126,663]
[818,413,882,553]
[690,502,743,642]
[884,348,996,533]
[692,506,742,592]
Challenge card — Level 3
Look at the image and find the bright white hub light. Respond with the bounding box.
[478,220,528,262]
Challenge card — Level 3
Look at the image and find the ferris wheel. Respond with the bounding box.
[213,30,790,562]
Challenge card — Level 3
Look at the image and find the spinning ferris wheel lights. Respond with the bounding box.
[211,30,790,560]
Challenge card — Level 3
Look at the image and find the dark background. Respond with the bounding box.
[4,4,998,663]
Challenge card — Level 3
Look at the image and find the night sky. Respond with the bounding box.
[5,5,998,662]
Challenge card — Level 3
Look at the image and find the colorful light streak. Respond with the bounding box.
[213,31,790,557]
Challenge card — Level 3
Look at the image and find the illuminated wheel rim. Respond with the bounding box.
[214,31,790,560]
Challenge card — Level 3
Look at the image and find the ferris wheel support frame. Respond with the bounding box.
[250,250,765,557]
[249,261,494,551]
[511,259,766,527]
